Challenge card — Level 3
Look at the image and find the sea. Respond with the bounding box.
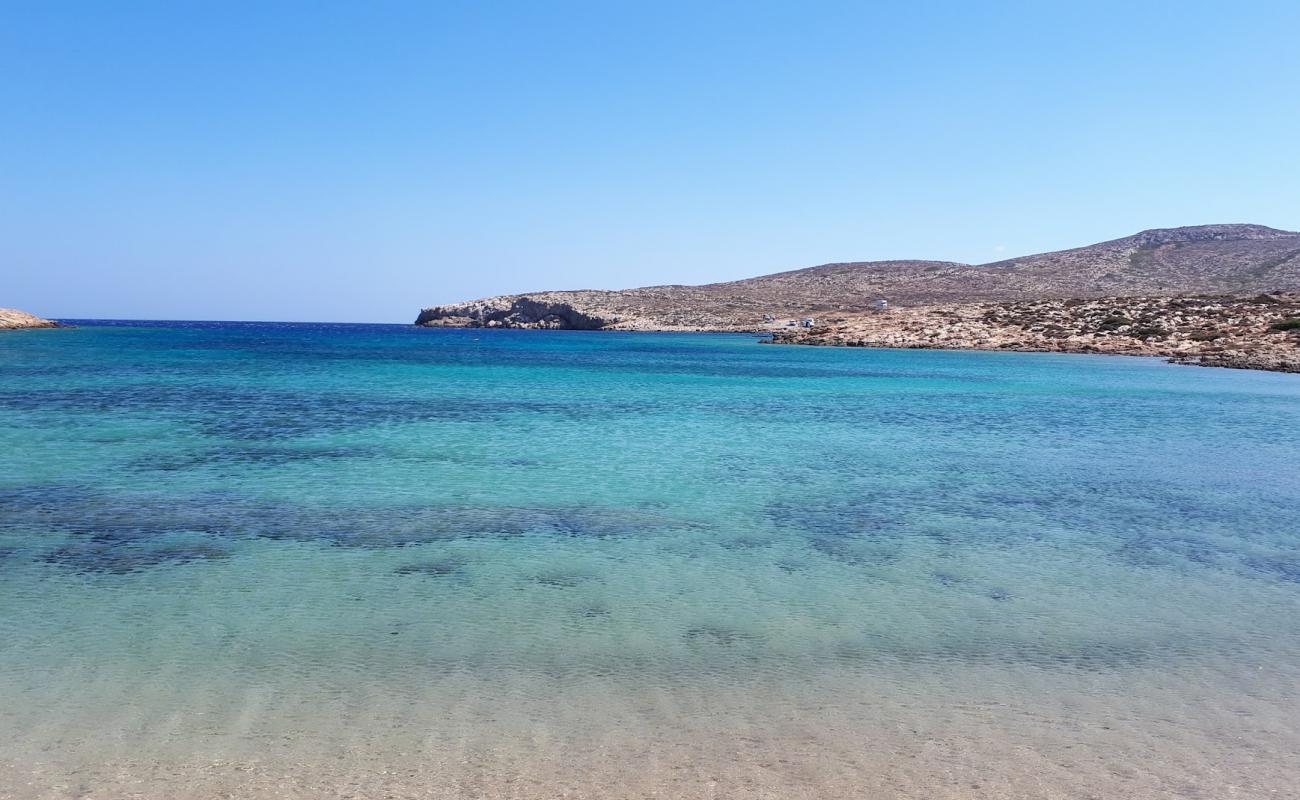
[2,320,1298,799]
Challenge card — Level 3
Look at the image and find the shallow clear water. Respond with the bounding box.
[2,322,1299,798]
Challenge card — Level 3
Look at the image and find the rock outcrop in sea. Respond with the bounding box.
[0,308,58,330]
[415,297,606,329]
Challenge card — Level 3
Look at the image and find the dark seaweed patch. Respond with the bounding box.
[765,499,907,540]
[0,384,676,440]
[1115,534,1227,570]
[132,444,380,472]
[767,497,911,566]
[393,557,469,577]
[1,485,691,554]
[43,539,230,574]
[1243,556,1300,584]
[0,484,88,504]
[529,569,598,588]
[929,570,1015,601]
[543,508,661,539]
[717,534,772,550]
[930,571,970,587]
[683,624,758,647]
[774,558,810,573]
[808,535,901,566]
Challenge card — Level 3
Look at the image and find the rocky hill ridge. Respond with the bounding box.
[416,224,1300,331]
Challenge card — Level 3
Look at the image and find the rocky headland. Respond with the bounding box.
[416,224,1300,372]
[0,308,58,330]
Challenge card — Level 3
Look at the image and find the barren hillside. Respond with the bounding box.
[416,224,1300,331]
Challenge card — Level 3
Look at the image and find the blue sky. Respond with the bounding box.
[3,1,1298,322]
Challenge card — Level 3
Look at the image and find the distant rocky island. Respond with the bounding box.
[416,224,1300,372]
[0,308,57,330]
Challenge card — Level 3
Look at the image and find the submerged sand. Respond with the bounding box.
[3,661,1298,799]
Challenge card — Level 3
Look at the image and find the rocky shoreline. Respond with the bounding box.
[766,293,1300,374]
[0,308,58,330]
[415,290,1300,374]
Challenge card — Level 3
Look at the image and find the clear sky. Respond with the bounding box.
[3,1,1298,322]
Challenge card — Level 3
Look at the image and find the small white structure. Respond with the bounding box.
[799,317,816,328]
[872,298,889,312]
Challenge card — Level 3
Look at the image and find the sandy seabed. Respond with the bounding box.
[3,664,1296,800]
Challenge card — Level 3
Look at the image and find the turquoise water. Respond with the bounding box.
[2,322,1299,798]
